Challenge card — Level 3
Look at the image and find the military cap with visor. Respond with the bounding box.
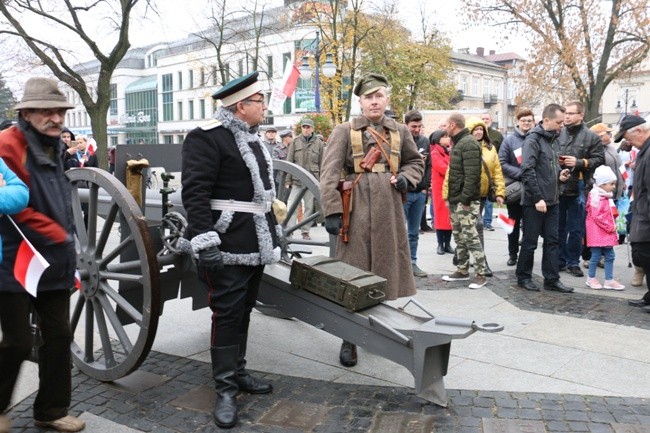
[212,71,263,107]
[353,73,389,97]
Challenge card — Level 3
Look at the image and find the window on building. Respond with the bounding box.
[189,70,194,89]
[460,75,468,94]
[110,83,118,115]
[189,100,194,120]
[200,68,205,87]
[177,101,183,120]
[493,80,501,98]
[110,136,118,146]
[483,79,490,97]
[200,99,206,119]
[225,63,231,82]
[212,65,218,86]
[472,77,479,97]
[238,59,244,77]
[163,135,173,144]
[267,55,273,78]
[177,134,184,143]
[162,73,173,121]
[177,71,183,90]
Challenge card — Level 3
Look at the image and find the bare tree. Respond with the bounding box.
[0,0,148,169]
[461,0,650,121]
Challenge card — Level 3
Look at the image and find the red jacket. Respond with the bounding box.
[0,123,75,293]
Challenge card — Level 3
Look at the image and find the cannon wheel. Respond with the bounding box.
[66,168,160,382]
[273,159,335,261]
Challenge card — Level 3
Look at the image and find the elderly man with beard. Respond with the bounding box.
[0,77,85,432]
[181,71,280,429]
[319,73,423,368]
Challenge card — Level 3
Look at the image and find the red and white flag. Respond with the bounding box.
[514,147,523,165]
[269,63,300,114]
[496,213,516,235]
[8,216,50,297]
[618,164,628,181]
[74,270,82,290]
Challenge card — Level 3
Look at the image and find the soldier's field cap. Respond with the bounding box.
[279,130,292,138]
[212,71,262,107]
[614,114,646,142]
[301,118,314,127]
[265,126,277,132]
[15,77,75,110]
[353,73,389,97]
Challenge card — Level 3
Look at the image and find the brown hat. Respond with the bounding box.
[15,77,75,110]
[590,123,612,135]
[353,73,389,97]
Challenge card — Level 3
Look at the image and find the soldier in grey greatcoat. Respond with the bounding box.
[319,73,423,368]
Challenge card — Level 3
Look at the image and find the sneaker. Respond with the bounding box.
[567,266,584,277]
[484,225,495,231]
[582,260,590,269]
[442,271,470,281]
[603,280,625,291]
[412,263,427,278]
[585,277,603,289]
[469,275,487,289]
[35,415,86,432]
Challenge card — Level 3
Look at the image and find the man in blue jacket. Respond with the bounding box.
[516,104,573,293]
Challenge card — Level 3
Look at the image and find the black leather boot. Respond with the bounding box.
[236,334,272,394]
[437,244,445,255]
[484,262,493,277]
[211,345,240,429]
[339,340,357,367]
[444,242,455,254]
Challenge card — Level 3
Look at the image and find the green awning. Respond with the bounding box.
[125,76,157,93]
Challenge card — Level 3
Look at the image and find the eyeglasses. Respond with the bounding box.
[245,98,265,105]
[565,112,581,115]
[34,108,68,117]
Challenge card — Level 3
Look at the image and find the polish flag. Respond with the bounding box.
[618,164,628,181]
[514,147,522,164]
[87,138,96,155]
[496,213,516,235]
[269,63,301,114]
[74,270,82,290]
[13,240,49,297]
[609,198,618,218]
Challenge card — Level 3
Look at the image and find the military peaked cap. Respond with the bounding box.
[353,73,389,97]
[212,71,262,107]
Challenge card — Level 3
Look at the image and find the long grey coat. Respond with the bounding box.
[320,115,424,300]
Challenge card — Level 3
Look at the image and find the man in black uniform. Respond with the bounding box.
[181,71,280,429]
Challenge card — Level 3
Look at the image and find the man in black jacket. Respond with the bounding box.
[516,104,573,293]
[616,115,650,312]
[403,110,431,277]
[557,101,604,277]
[181,71,279,429]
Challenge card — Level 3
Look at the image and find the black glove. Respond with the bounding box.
[324,214,343,235]
[394,175,409,192]
[198,246,223,273]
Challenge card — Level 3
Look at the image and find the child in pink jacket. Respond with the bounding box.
[585,166,625,290]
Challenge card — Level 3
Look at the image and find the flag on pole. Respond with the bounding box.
[618,164,628,181]
[8,216,50,297]
[269,63,301,114]
[495,213,516,235]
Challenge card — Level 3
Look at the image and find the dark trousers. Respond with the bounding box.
[506,202,523,257]
[631,242,650,303]
[558,194,585,268]
[197,264,264,348]
[0,290,72,421]
[516,204,560,285]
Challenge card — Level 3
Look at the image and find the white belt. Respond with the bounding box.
[210,199,271,214]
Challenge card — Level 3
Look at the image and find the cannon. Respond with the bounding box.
[67,144,502,406]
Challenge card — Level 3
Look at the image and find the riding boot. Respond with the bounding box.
[236,334,272,394]
[437,244,445,255]
[211,345,240,429]
[444,241,455,254]
[484,261,493,277]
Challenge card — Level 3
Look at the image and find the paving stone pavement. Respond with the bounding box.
[5,270,649,433]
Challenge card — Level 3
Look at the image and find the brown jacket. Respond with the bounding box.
[320,115,424,300]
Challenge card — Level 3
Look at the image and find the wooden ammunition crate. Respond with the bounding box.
[289,256,386,311]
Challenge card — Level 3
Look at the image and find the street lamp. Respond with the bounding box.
[615,89,638,115]
[298,30,337,112]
